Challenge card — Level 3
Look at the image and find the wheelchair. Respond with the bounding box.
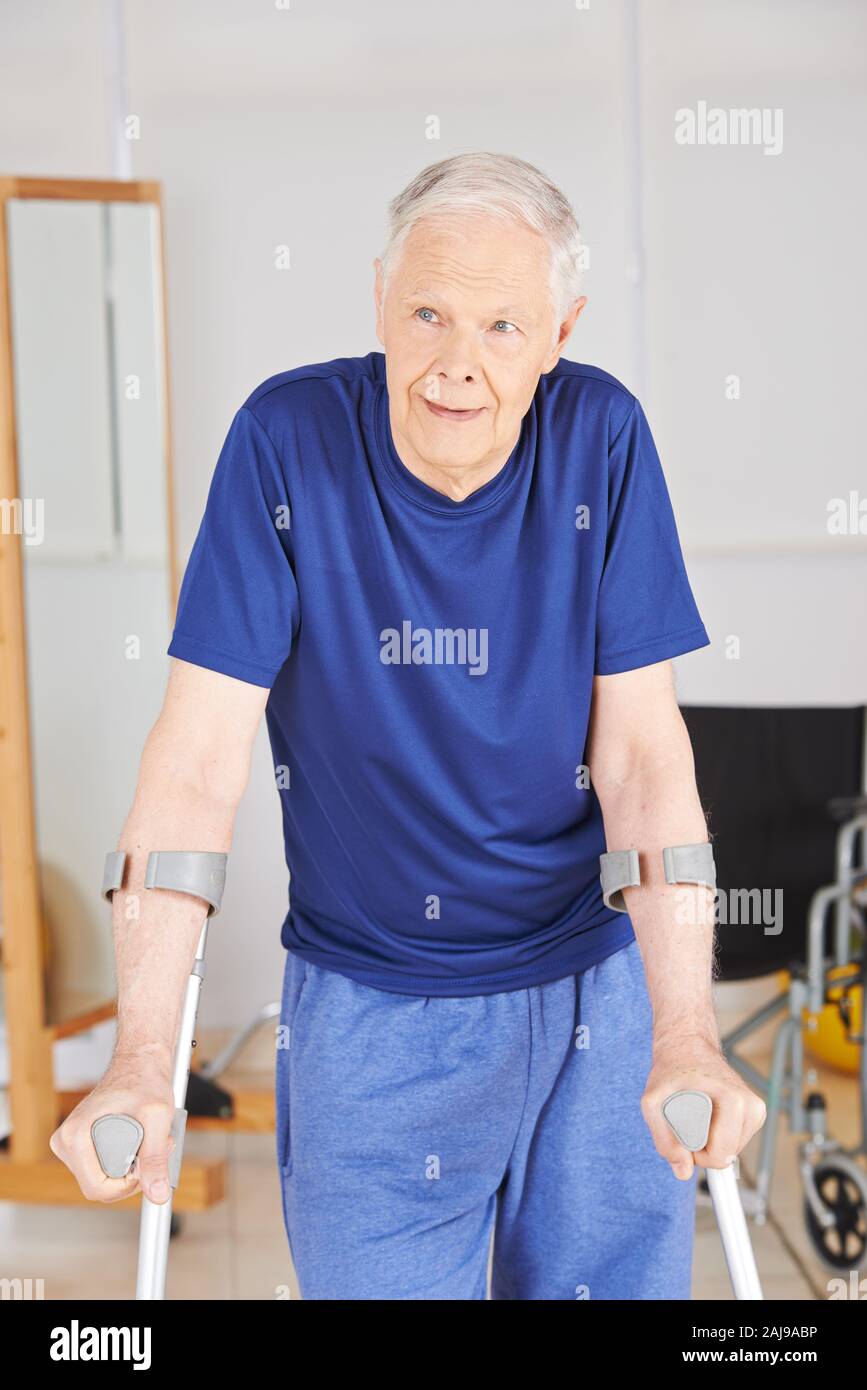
[684,705,867,1272]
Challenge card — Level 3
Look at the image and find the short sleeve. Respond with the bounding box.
[595,400,710,675]
[167,405,299,688]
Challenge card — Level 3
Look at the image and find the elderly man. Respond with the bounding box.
[53,152,764,1301]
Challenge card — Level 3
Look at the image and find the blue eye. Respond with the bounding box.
[416,307,438,323]
[492,320,517,333]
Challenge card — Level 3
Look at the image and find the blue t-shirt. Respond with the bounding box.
[167,351,709,996]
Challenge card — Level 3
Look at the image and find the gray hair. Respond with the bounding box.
[380,152,585,339]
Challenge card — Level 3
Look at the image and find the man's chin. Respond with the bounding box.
[413,441,486,472]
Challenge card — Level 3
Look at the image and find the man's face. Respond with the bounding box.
[374,213,585,482]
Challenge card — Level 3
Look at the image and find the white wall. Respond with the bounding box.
[1,0,864,1027]
[639,0,867,708]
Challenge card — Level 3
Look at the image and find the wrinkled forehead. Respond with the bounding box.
[388,212,554,311]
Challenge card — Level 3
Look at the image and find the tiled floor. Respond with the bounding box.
[1,981,863,1300]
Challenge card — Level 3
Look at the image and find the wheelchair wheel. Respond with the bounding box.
[804,1156,867,1270]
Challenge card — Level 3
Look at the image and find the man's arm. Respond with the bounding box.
[50,658,269,1204]
[586,659,766,1179]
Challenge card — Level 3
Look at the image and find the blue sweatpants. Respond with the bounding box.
[275,938,696,1300]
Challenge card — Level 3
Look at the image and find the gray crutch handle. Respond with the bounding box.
[92,1108,187,1187]
[663,1089,764,1301]
[91,1114,145,1179]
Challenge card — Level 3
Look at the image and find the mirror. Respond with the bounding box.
[2,188,175,1027]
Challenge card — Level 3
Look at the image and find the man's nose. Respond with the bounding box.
[427,325,484,391]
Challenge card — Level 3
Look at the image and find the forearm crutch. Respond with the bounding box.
[602,849,763,1297]
[90,850,228,1301]
[663,1088,764,1300]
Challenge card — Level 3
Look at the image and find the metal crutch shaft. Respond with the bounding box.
[92,920,210,1300]
[705,1165,764,1301]
[137,920,208,1299]
[92,849,227,1298]
[663,1088,764,1300]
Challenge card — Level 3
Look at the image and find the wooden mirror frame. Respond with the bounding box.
[0,177,192,1201]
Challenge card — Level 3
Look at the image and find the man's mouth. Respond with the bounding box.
[423,398,485,422]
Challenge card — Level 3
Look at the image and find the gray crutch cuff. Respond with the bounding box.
[599,849,641,912]
[600,842,716,913]
[662,842,716,891]
[102,850,228,917]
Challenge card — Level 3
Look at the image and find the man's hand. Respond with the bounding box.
[49,1054,176,1205]
[641,1033,767,1180]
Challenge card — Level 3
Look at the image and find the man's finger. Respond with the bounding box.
[135,1104,174,1204]
[694,1091,747,1169]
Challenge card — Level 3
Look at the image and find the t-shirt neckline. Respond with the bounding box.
[373,375,531,517]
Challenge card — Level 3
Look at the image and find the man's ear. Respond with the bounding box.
[542,296,588,372]
[373,258,385,346]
